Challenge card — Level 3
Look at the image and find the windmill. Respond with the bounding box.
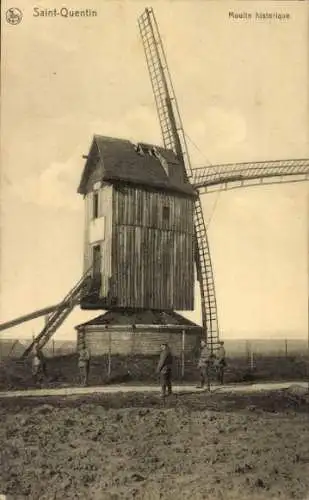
[0,7,308,358]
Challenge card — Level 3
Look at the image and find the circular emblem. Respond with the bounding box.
[6,7,23,25]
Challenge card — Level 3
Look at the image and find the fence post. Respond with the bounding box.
[246,340,250,367]
[246,341,254,371]
[107,329,112,378]
[285,339,288,358]
[250,350,254,371]
[181,330,185,378]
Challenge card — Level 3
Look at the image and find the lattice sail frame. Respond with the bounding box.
[192,159,309,193]
[138,7,220,349]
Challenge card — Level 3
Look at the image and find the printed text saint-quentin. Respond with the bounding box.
[33,7,98,17]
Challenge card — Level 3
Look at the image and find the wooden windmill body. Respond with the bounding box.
[78,136,197,313]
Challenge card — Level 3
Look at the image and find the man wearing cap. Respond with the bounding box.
[156,343,173,397]
[216,341,226,385]
[197,339,213,391]
[78,344,91,386]
[32,343,47,383]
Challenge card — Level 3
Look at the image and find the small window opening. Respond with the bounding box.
[163,206,170,222]
[93,192,99,219]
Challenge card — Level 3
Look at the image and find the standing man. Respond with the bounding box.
[216,341,226,385]
[156,343,173,398]
[78,343,91,386]
[32,346,41,384]
[197,339,212,391]
[32,343,47,384]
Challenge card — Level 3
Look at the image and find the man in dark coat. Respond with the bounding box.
[156,343,173,397]
[197,339,213,390]
[215,341,226,385]
[32,343,47,383]
[78,344,91,386]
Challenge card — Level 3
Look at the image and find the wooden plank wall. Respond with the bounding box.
[80,327,201,356]
[112,186,195,310]
[83,184,113,297]
[113,186,194,232]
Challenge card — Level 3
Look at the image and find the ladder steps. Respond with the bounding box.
[22,272,92,358]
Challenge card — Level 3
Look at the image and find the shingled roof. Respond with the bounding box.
[75,310,201,329]
[77,135,196,197]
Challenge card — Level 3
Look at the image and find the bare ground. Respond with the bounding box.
[1,389,309,500]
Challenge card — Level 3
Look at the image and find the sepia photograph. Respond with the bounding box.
[1,0,309,498]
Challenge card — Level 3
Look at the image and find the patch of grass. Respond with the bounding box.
[0,354,307,391]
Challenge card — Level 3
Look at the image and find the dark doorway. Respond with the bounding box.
[92,244,101,276]
[92,244,101,294]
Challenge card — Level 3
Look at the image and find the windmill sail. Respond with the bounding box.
[138,7,220,349]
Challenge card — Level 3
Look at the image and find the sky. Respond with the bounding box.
[1,0,309,341]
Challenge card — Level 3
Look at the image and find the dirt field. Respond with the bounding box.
[1,388,309,500]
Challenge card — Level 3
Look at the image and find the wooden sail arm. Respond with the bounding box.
[0,304,69,333]
[191,158,309,191]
